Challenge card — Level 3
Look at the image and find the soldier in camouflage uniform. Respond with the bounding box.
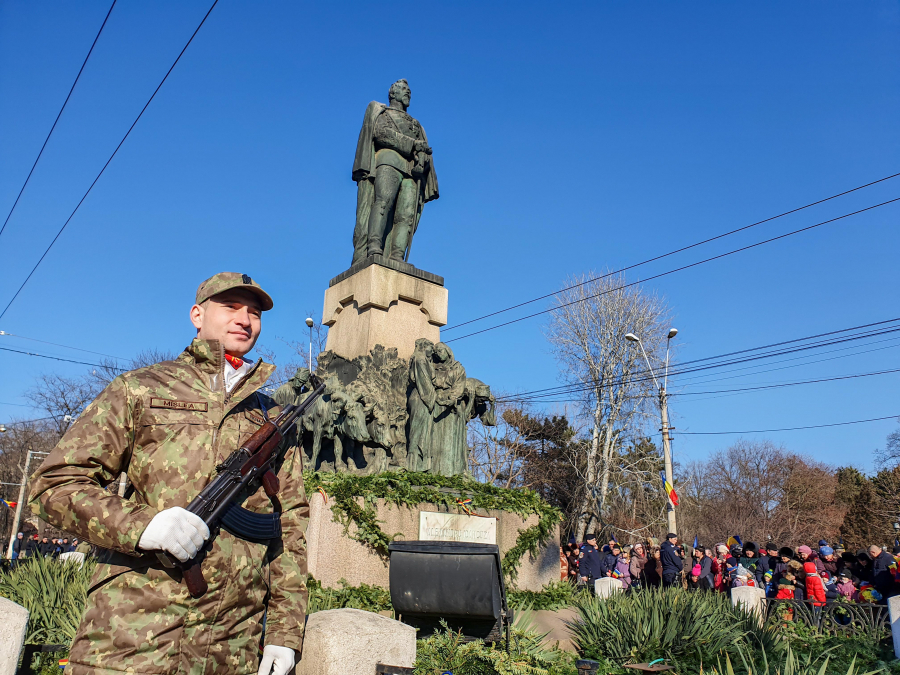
[29,273,306,675]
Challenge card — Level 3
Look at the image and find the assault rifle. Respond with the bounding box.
[158,376,326,598]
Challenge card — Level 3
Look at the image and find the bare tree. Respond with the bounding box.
[256,310,329,391]
[545,272,672,542]
[467,396,531,489]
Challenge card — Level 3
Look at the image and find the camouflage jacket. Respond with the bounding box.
[29,339,308,675]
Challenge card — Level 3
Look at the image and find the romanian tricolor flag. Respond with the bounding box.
[456,498,474,516]
[1,500,17,509]
[660,472,678,506]
[58,658,69,669]
[610,568,623,579]
[727,535,744,549]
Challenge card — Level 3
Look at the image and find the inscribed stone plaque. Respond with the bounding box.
[418,511,497,544]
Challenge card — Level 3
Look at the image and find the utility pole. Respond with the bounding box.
[659,387,676,535]
[6,448,45,558]
[625,327,679,535]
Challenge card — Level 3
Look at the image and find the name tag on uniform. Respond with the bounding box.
[149,398,208,412]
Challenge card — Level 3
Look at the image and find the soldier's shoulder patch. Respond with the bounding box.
[149,398,208,412]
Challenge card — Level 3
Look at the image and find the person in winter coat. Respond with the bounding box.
[601,544,622,578]
[789,560,806,600]
[644,546,663,587]
[614,549,632,588]
[579,534,604,584]
[732,565,755,588]
[11,533,24,559]
[756,543,778,586]
[629,543,647,588]
[820,546,840,578]
[836,569,858,601]
[869,545,897,600]
[660,533,683,586]
[776,574,796,599]
[804,562,826,606]
[739,542,760,579]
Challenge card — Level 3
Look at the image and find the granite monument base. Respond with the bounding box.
[322,259,448,362]
[305,491,560,592]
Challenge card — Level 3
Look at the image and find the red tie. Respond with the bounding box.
[224,354,244,370]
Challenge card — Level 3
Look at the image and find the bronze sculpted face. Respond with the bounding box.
[389,79,411,109]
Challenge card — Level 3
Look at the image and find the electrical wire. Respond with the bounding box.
[495,319,900,403]
[0,345,122,370]
[0,0,220,321]
[443,171,900,332]
[0,331,125,361]
[496,326,900,400]
[446,197,900,343]
[679,414,899,435]
[0,0,117,240]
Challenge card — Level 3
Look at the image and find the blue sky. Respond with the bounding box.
[1,1,898,474]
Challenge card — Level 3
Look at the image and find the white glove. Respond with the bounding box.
[258,645,295,675]
[138,507,210,562]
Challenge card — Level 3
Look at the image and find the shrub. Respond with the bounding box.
[706,643,887,675]
[508,581,582,611]
[0,555,94,645]
[414,621,577,675]
[307,576,394,614]
[566,587,781,666]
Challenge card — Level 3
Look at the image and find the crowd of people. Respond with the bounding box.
[562,532,900,605]
[9,532,88,559]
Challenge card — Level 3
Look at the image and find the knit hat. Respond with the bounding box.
[691,564,702,576]
[765,542,778,553]
[819,546,834,556]
[778,546,795,558]
[778,577,794,588]
[834,543,846,553]
[838,569,852,579]
[736,564,751,578]
[797,545,812,556]
[818,539,829,547]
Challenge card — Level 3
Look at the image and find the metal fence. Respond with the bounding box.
[764,598,890,639]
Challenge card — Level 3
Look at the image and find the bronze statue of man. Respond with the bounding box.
[351,79,439,265]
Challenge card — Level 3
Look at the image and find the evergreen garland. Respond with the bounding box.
[303,470,562,582]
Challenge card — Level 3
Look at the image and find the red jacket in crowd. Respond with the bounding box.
[803,562,826,606]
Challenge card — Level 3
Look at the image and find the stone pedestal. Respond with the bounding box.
[322,258,448,362]
[888,595,900,659]
[594,577,623,599]
[296,608,415,675]
[0,597,28,675]
[731,586,767,625]
[306,491,560,591]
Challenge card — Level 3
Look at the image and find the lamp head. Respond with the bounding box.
[667,328,678,339]
[0,424,6,433]
[305,317,314,328]
[624,333,639,343]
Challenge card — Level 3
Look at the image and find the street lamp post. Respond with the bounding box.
[626,328,679,535]
[305,317,315,370]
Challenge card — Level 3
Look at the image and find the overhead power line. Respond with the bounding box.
[0,331,125,361]
[0,0,117,241]
[0,345,122,370]
[0,0,220,321]
[443,171,900,333]
[680,414,899,435]
[445,197,900,343]
[495,317,900,402]
[515,366,900,404]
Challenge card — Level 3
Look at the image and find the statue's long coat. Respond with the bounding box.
[29,339,309,675]
[352,101,439,259]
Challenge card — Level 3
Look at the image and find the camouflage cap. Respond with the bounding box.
[195,272,274,311]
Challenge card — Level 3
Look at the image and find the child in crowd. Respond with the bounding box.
[836,569,858,601]
[614,547,632,589]
[776,573,796,599]
[732,565,755,587]
[803,562,826,606]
